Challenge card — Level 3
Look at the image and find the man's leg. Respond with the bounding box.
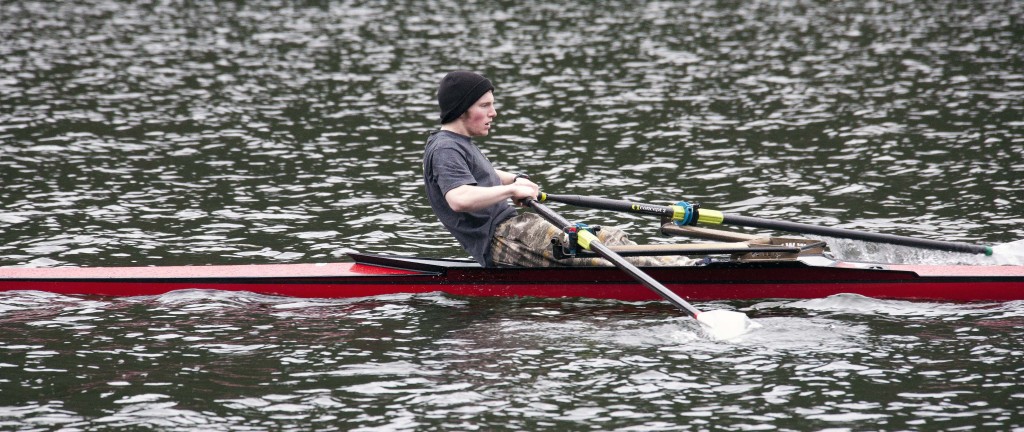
[490,213,696,267]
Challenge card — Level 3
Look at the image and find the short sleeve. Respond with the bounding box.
[430,147,478,196]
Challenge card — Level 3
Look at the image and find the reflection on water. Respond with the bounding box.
[1,0,1022,268]
[1,291,1022,430]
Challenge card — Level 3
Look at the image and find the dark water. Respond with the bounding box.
[2,0,1023,430]
[2,292,1023,430]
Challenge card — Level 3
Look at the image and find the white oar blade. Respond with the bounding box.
[697,309,761,340]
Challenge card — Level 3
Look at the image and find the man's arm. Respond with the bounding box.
[495,169,535,185]
[445,176,540,213]
[495,169,515,185]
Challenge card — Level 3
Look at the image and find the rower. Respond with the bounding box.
[422,71,697,268]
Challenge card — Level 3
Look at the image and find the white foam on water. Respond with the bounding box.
[718,316,871,353]
[774,294,1024,322]
[816,237,1024,266]
[991,239,1024,265]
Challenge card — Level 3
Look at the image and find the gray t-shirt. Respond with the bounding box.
[423,130,517,266]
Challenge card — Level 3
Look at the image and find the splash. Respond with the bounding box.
[991,239,1024,266]
[820,237,1024,266]
[785,293,1021,319]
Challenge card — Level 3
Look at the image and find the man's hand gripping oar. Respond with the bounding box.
[522,198,760,340]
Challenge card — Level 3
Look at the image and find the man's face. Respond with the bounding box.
[462,91,496,137]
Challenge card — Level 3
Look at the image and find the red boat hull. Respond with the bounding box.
[1,254,1022,302]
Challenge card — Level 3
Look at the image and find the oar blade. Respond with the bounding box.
[696,309,761,340]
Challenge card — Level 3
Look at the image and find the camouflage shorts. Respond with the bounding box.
[488,212,697,267]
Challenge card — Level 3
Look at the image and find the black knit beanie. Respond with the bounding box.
[437,71,494,124]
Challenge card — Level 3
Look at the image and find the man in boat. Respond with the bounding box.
[423,70,696,268]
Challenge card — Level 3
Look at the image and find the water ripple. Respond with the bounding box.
[2,0,1023,429]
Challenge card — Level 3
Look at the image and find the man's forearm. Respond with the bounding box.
[445,184,518,213]
[495,169,515,185]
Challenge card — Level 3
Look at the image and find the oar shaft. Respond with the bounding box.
[541,193,676,218]
[541,193,993,256]
[721,214,991,255]
[525,199,703,318]
[588,241,702,317]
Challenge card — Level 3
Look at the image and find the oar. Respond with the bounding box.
[523,198,758,340]
[539,193,994,256]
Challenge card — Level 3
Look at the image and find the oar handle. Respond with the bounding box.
[523,199,703,318]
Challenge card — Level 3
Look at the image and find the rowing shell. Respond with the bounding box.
[1,253,1022,302]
